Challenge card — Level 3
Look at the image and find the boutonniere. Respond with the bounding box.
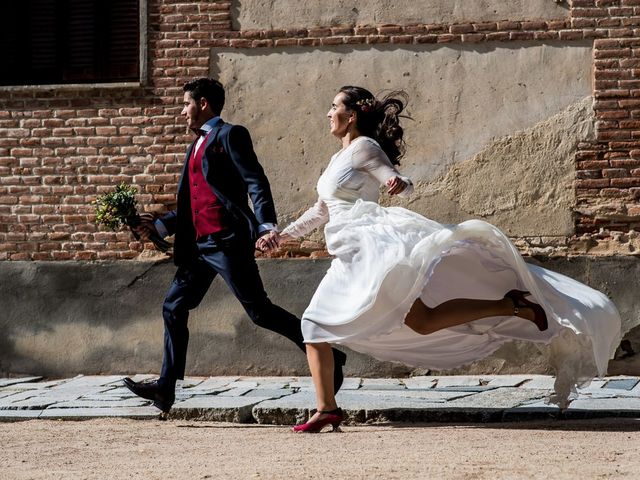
[212,144,225,154]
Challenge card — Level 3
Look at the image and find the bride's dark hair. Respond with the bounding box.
[338,85,409,165]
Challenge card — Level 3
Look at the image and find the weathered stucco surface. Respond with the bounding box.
[1,258,638,378]
[213,42,592,234]
[398,97,595,236]
[232,0,569,30]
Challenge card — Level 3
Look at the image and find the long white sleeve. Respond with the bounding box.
[280,198,330,238]
[351,140,414,198]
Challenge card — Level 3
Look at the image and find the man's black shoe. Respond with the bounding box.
[332,348,347,394]
[123,377,175,413]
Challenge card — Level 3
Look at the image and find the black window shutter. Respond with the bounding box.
[0,0,139,86]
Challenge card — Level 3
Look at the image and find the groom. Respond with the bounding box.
[124,78,346,413]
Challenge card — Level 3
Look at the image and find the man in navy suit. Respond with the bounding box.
[124,78,346,413]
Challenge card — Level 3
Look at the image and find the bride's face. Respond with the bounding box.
[327,93,354,138]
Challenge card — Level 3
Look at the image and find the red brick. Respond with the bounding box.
[598,129,632,140]
[595,89,630,98]
[354,27,376,35]
[603,168,630,177]
[595,49,633,58]
[611,177,640,186]
[378,25,403,35]
[308,28,332,36]
[320,37,344,46]
[577,170,603,179]
[415,35,438,44]
[574,7,609,17]
[497,21,520,30]
[572,18,597,28]
[366,35,390,44]
[510,32,535,41]
[535,31,560,40]
[450,24,474,34]
[437,34,460,43]
[575,179,611,188]
[620,120,640,128]
[486,32,510,41]
[390,35,413,44]
[274,38,298,47]
[404,25,427,34]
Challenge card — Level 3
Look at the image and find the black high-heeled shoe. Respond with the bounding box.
[504,289,548,331]
[292,408,344,433]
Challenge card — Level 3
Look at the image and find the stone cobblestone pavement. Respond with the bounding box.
[1,374,640,424]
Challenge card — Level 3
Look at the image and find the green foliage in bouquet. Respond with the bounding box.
[94,182,139,231]
[94,182,171,252]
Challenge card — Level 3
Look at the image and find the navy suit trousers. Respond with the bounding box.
[159,230,306,383]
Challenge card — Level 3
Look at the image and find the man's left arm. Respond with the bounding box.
[225,124,278,232]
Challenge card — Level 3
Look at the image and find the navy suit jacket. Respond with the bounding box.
[160,119,277,266]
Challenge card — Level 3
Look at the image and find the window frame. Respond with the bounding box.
[0,0,148,90]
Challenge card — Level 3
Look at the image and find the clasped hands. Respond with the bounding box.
[256,230,289,252]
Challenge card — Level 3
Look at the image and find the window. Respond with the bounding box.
[0,0,141,86]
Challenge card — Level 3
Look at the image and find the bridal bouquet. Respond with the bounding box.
[94,182,171,252]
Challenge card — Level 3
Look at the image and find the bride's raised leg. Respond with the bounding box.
[404,293,546,335]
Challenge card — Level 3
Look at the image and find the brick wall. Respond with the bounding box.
[0,0,638,260]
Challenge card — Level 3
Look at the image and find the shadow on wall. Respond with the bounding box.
[2,256,640,377]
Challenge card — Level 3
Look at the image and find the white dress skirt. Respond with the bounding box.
[281,136,622,407]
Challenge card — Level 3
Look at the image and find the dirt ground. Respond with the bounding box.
[1,418,639,479]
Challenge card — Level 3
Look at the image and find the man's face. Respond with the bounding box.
[181,92,207,130]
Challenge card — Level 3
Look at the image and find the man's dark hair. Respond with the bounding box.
[183,78,225,114]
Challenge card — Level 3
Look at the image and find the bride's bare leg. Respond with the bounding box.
[405,296,535,335]
[306,342,337,420]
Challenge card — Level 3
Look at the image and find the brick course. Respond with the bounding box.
[0,0,638,259]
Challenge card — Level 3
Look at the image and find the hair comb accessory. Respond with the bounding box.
[355,98,375,113]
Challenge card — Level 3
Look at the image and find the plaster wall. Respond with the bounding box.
[232,0,569,30]
[1,258,638,379]
[213,41,593,235]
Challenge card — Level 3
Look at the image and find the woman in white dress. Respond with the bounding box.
[262,86,622,433]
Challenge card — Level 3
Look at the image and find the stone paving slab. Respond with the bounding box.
[242,389,293,399]
[50,398,150,408]
[4,375,640,424]
[519,376,556,390]
[0,391,24,400]
[94,387,136,397]
[171,396,273,422]
[2,380,65,391]
[0,409,44,420]
[403,376,437,389]
[288,377,362,390]
[360,378,406,390]
[0,377,42,388]
[40,407,159,419]
[434,377,482,388]
[446,387,550,409]
[341,389,473,401]
[0,391,42,408]
[604,378,639,390]
[181,377,240,395]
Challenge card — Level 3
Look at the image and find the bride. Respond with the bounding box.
[258,85,622,433]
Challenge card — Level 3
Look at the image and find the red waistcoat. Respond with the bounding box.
[189,137,229,238]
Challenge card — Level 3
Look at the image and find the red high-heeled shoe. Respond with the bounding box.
[292,408,344,433]
[505,289,548,331]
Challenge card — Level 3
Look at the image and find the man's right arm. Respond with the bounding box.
[132,211,175,241]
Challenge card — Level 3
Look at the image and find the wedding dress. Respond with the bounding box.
[281,136,621,406]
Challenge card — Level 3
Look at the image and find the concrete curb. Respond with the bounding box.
[2,374,640,424]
